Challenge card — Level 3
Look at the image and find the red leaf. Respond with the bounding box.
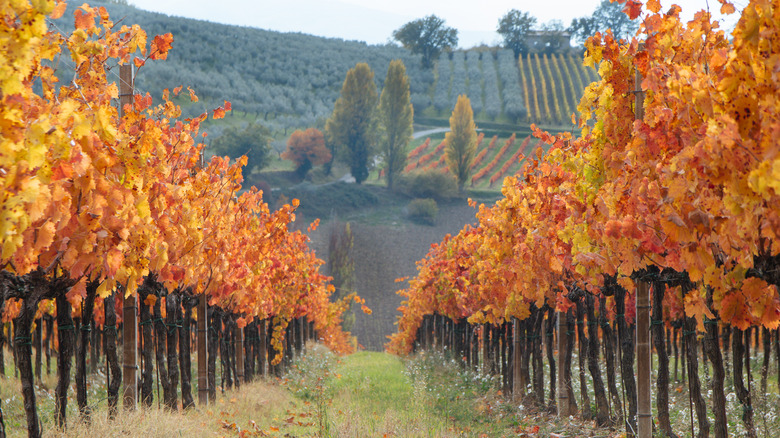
[623,0,643,20]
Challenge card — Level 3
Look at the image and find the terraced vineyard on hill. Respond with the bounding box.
[427,49,599,128]
[403,133,544,190]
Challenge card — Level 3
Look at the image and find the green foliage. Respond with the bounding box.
[392,15,458,69]
[377,60,414,190]
[325,63,378,185]
[209,122,272,173]
[49,1,432,138]
[445,96,478,192]
[396,169,458,200]
[282,128,331,178]
[497,9,538,57]
[328,221,355,331]
[407,198,438,225]
[281,182,378,219]
[569,0,639,45]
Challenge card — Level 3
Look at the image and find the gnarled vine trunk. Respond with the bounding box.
[165,291,180,410]
[55,292,75,428]
[599,295,622,425]
[76,280,98,422]
[180,291,196,409]
[733,328,757,438]
[613,278,637,436]
[103,290,121,418]
[153,292,172,409]
[138,279,155,407]
[207,305,220,401]
[683,315,709,438]
[651,281,676,438]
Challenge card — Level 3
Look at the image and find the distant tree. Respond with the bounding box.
[569,16,598,46]
[569,0,639,45]
[497,9,538,56]
[282,128,332,178]
[209,122,272,174]
[377,60,414,190]
[325,63,378,184]
[444,95,478,192]
[392,15,458,69]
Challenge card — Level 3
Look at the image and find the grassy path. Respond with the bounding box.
[1,347,613,437]
[325,351,457,436]
[283,347,567,437]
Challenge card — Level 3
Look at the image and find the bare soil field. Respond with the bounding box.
[306,199,485,350]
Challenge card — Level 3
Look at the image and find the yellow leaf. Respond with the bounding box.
[97,280,112,299]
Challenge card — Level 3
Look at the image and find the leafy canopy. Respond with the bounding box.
[377,59,414,190]
[209,123,272,175]
[325,63,378,185]
[392,15,458,69]
[497,9,538,56]
[282,128,331,178]
[569,0,639,45]
[444,95,478,192]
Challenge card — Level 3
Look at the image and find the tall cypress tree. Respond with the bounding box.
[445,95,478,192]
[325,63,378,184]
[378,59,414,190]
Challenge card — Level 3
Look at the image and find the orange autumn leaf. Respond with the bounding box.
[150,33,173,60]
[74,7,95,30]
[50,1,67,19]
[144,294,158,307]
[720,1,736,14]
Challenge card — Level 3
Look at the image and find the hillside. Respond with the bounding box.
[49,1,431,138]
[50,1,598,142]
[46,2,595,350]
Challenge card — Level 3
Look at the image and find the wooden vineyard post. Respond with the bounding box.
[636,281,651,437]
[633,44,652,438]
[235,321,244,386]
[197,294,208,405]
[119,64,138,411]
[557,310,570,416]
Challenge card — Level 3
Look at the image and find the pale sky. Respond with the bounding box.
[128,0,744,48]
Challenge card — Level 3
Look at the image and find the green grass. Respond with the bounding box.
[285,346,510,437]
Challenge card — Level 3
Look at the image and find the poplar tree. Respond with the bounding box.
[445,95,478,192]
[377,59,414,190]
[325,63,378,184]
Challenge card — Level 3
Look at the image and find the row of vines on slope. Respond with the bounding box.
[0,2,356,437]
[390,2,780,438]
